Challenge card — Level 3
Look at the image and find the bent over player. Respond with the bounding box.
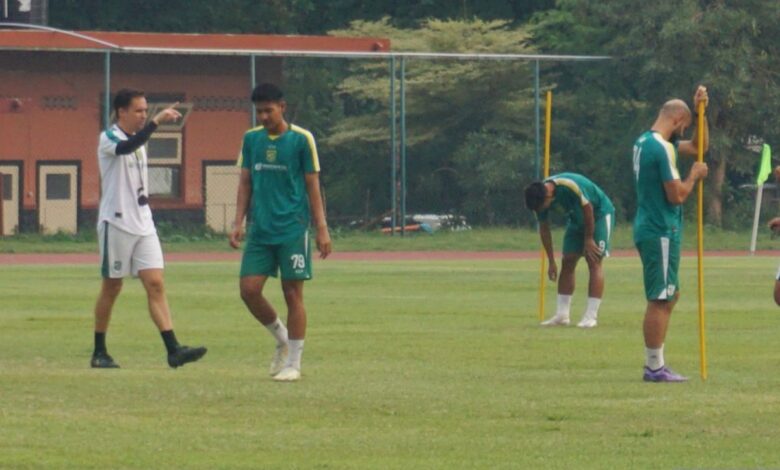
[91,89,207,369]
[525,173,615,328]
[767,166,780,305]
[633,85,709,382]
[230,83,332,382]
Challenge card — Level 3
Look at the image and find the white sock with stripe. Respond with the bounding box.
[264,318,288,346]
[645,344,664,370]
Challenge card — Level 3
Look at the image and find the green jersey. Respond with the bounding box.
[239,124,320,244]
[632,130,682,243]
[536,172,614,227]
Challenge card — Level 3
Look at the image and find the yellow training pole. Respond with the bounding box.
[696,100,707,380]
[538,91,553,321]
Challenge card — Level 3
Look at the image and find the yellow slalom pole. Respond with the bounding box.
[696,100,707,380]
[538,91,553,321]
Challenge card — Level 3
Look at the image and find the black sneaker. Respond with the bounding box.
[91,352,120,368]
[167,345,207,368]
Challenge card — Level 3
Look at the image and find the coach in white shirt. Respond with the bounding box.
[91,88,207,369]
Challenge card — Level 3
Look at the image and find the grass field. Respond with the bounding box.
[1,225,778,253]
[1,255,779,469]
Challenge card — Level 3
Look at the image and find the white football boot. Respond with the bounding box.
[577,316,598,328]
[541,315,570,326]
[272,366,301,382]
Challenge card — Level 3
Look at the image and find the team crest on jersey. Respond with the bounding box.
[266,147,277,163]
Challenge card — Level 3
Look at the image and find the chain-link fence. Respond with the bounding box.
[13,28,731,238]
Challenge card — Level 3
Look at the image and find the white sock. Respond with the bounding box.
[287,339,304,370]
[264,318,288,346]
[583,297,601,320]
[556,294,572,319]
[645,345,664,370]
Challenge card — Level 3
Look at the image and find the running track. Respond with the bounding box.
[0,250,775,265]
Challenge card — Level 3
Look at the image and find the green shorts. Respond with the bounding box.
[562,212,615,256]
[635,236,680,301]
[240,230,312,280]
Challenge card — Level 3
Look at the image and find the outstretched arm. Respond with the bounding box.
[114,102,182,155]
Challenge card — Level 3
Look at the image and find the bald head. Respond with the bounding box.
[652,98,693,142]
[659,99,692,120]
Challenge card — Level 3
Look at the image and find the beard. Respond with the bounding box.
[669,127,685,146]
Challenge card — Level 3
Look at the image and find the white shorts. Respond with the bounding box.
[98,222,164,278]
[776,263,780,281]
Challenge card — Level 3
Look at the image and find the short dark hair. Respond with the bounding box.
[113,88,145,114]
[251,83,284,103]
[524,181,547,211]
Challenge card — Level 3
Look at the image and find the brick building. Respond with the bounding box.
[0,28,389,234]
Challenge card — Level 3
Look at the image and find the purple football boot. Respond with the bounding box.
[643,366,688,383]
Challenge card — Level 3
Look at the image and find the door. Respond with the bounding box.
[205,165,240,233]
[0,164,20,235]
[38,164,78,234]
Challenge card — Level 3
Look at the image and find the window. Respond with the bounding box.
[148,166,180,198]
[143,95,189,200]
[46,174,70,200]
[147,133,182,165]
[1,174,12,201]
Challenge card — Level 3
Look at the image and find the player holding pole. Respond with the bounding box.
[524,173,615,328]
[632,85,709,382]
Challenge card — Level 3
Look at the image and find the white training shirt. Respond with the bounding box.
[97,124,156,236]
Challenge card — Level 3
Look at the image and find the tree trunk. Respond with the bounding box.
[706,152,725,227]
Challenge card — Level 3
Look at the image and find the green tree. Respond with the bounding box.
[324,18,539,224]
[453,132,536,224]
[532,0,780,227]
[50,0,302,34]
[50,0,554,35]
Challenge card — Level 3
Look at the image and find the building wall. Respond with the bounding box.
[0,50,281,231]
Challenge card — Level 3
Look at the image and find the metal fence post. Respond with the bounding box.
[400,56,407,237]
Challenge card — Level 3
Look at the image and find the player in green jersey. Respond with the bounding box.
[525,173,615,328]
[230,83,332,382]
[768,166,780,306]
[633,85,709,382]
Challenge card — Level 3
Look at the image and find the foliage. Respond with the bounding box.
[453,132,536,224]
[46,1,780,228]
[531,1,780,227]
[50,0,554,34]
[325,18,537,221]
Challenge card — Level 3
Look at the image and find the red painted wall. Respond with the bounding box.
[0,50,281,211]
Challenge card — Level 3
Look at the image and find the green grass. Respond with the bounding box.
[1,225,778,253]
[1,256,779,468]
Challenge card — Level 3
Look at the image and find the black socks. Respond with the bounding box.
[160,330,180,354]
[94,332,107,356]
[95,330,180,356]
